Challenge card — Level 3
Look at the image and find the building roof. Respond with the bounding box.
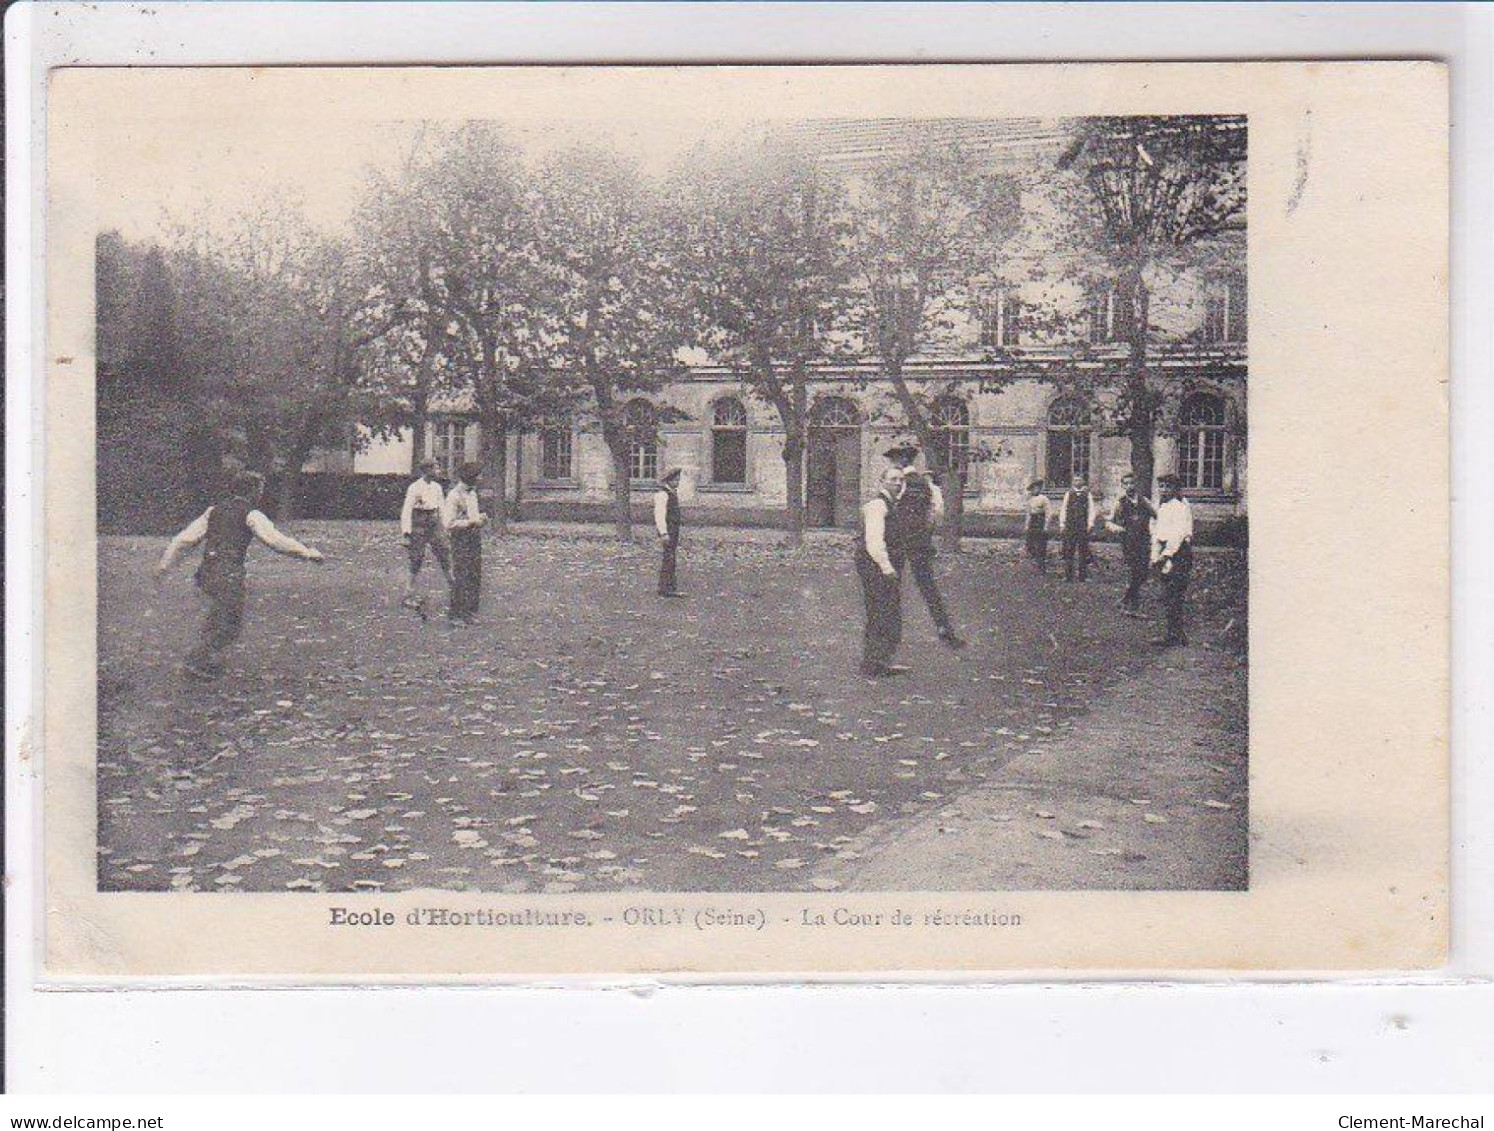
[777,117,1071,171]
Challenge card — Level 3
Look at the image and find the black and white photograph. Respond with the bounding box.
[92,101,1249,897]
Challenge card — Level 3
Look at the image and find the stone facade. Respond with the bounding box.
[341,346,1246,538]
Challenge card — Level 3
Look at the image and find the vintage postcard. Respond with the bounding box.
[40,62,1447,979]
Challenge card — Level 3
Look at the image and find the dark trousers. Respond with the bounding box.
[856,552,902,668]
[449,528,482,619]
[1025,524,1049,572]
[1160,545,1193,642]
[187,570,245,672]
[902,547,953,633]
[1121,540,1150,608]
[658,536,679,595]
[408,511,450,574]
[1062,532,1091,580]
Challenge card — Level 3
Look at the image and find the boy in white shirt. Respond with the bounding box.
[441,461,486,624]
[400,457,451,609]
[855,467,907,677]
[1150,473,1195,646]
[654,467,685,598]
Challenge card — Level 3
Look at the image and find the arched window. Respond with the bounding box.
[540,414,573,481]
[930,396,971,475]
[809,397,861,429]
[710,397,748,485]
[1178,393,1229,491]
[625,399,659,483]
[1045,396,1093,487]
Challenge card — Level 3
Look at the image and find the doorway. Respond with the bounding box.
[805,397,862,528]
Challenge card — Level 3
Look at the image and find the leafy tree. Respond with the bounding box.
[163,193,405,518]
[675,135,854,547]
[534,145,691,542]
[96,232,220,531]
[1053,115,1246,493]
[349,126,462,474]
[370,123,554,534]
[845,134,1023,549]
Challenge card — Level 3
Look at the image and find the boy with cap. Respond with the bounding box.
[883,442,965,648]
[1151,473,1195,646]
[654,466,685,597]
[442,461,486,624]
[1058,474,1101,582]
[400,457,451,610]
[155,470,324,680]
[1105,470,1157,615]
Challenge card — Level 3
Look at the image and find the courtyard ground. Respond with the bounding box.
[96,521,1248,894]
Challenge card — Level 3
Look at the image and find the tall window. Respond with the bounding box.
[1177,393,1229,491]
[710,397,748,485]
[930,396,971,475]
[626,399,659,483]
[540,417,573,481]
[1088,284,1117,343]
[978,290,1022,348]
[1045,396,1093,486]
[1087,282,1135,344]
[429,419,469,480]
[1203,276,1247,343]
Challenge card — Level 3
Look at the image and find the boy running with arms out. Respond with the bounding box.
[155,471,324,680]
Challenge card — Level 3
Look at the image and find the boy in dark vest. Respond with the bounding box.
[654,466,685,597]
[1059,474,1100,582]
[856,467,908,677]
[889,466,967,651]
[1105,470,1157,615]
[155,471,324,680]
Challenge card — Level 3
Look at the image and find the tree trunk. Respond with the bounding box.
[940,468,967,553]
[276,439,316,522]
[1122,260,1156,495]
[512,429,524,524]
[409,400,428,473]
[483,421,508,536]
[609,443,633,542]
[781,428,805,548]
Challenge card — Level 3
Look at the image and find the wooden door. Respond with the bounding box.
[805,431,837,527]
[833,431,862,528]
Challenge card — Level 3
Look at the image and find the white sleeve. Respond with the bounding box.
[400,482,417,535]
[247,510,313,557]
[158,508,213,571]
[929,483,945,521]
[176,509,211,547]
[654,491,669,537]
[864,500,894,573]
[1058,494,1068,533]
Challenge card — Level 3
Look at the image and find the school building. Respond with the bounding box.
[315,119,1247,535]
